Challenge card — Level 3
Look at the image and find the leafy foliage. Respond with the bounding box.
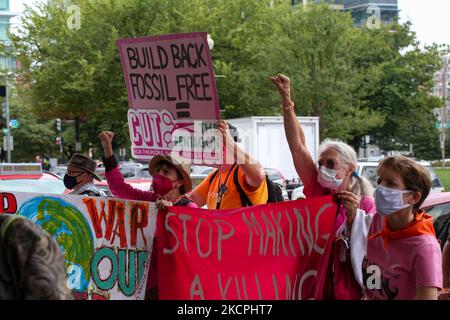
[3,0,446,162]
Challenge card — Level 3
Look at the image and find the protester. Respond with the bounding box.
[98,130,197,299]
[270,74,375,299]
[346,156,442,300]
[0,214,72,300]
[64,153,106,196]
[189,120,268,209]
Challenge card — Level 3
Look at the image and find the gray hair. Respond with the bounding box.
[319,139,374,197]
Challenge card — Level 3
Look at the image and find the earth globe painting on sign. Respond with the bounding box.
[18,196,95,293]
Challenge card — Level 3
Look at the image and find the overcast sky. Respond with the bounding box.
[9,0,450,47]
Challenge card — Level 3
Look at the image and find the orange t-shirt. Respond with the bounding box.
[193,165,268,210]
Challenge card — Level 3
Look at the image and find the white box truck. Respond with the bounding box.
[227,116,320,181]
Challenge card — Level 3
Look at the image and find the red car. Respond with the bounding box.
[0,163,66,194]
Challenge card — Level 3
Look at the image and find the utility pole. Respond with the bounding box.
[440,57,448,168]
[5,85,10,163]
[56,118,63,154]
[75,116,81,152]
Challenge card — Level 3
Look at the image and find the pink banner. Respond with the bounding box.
[117,32,220,120]
[157,196,337,300]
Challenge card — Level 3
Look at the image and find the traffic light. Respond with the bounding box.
[2,103,6,119]
[56,118,62,132]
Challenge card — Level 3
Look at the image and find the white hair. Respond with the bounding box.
[319,139,374,197]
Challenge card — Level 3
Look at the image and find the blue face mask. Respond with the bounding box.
[375,185,412,216]
[63,172,83,190]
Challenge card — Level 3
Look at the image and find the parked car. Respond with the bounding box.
[265,167,286,190]
[357,159,444,193]
[0,163,66,194]
[49,165,68,179]
[421,192,450,249]
[92,180,112,197]
[119,163,151,179]
[279,185,290,201]
[422,192,450,220]
[291,185,306,200]
[286,179,303,200]
[111,162,153,192]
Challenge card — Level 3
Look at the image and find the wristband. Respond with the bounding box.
[281,101,294,110]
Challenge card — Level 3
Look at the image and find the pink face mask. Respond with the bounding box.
[152,173,182,196]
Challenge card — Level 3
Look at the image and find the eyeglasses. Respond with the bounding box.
[318,159,339,170]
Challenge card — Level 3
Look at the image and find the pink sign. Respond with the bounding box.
[117,32,220,121]
[127,109,222,163]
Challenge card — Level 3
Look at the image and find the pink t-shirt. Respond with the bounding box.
[363,214,443,300]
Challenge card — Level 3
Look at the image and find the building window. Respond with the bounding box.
[0,0,9,11]
[0,17,9,42]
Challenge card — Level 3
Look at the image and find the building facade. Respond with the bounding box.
[344,0,398,27]
[0,0,17,71]
[431,56,450,124]
[293,0,398,26]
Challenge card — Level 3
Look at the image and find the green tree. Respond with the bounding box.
[7,88,58,162]
[10,0,281,159]
[7,0,445,161]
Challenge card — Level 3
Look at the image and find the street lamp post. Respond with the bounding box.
[5,84,10,162]
[440,57,448,168]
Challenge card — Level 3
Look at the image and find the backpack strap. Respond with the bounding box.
[209,169,219,184]
[233,166,253,207]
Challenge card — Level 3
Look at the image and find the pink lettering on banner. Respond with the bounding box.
[127,108,221,163]
[133,149,172,156]
[128,108,184,150]
[157,196,337,300]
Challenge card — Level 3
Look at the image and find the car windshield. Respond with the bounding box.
[0,179,66,194]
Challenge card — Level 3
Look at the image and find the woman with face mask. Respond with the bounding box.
[270,74,375,299]
[98,131,195,207]
[346,156,442,300]
[98,131,197,300]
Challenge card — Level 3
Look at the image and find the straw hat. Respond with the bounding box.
[148,155,192,193]
[66,153,101,181]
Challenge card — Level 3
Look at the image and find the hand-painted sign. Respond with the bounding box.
[117,32,221,164]
[157,196,337,300]
[0,192,157,300]
[117,32,220,120]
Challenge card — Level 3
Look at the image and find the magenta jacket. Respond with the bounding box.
[103,156,197,299]
[105,167,160,202]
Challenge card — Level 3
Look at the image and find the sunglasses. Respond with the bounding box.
[318,159,339,170]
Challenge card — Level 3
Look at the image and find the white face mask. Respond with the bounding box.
[317,166,344,191]
[375,185,412,216]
